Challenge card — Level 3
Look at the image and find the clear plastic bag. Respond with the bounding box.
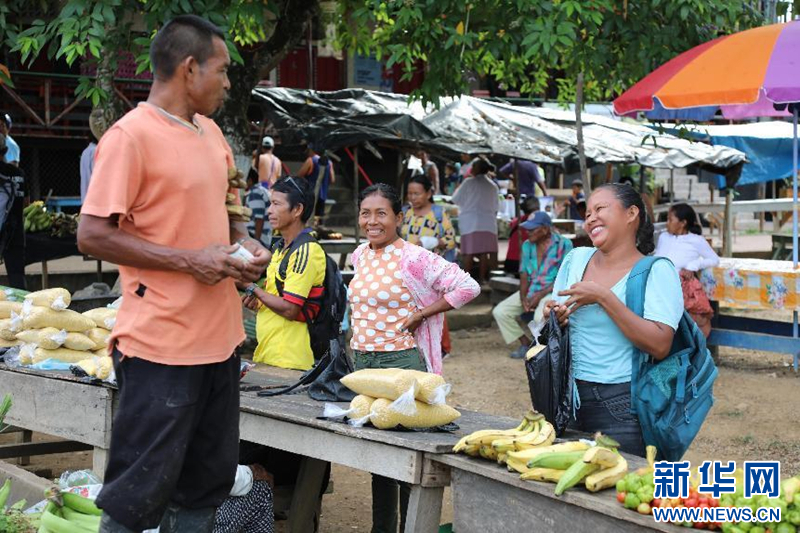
[58,470,102,489]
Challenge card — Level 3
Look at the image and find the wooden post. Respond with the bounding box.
[723,188,734,257]
[605,164,613,184]
[353,146,360,245]
[759,182,766,232]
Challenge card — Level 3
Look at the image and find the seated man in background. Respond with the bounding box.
[492,212,572,359]
[504,196,539,274]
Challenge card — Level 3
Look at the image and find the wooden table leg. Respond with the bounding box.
[287,457,328,533]
[404,484,444,533]
[16,429,32,466]
[41,261,48,290]
[92,447,108,480]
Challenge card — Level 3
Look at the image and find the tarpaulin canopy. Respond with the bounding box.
[658,121,795,186]
[252,87,746,171]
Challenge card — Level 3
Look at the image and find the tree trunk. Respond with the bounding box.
[215,0,321,167]
[575,71,589,193]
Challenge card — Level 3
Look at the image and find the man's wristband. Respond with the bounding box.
[244,283,258,297]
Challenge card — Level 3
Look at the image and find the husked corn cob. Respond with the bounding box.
[226,205,253,218]
[0,338,19,348]
[369,398,460,429]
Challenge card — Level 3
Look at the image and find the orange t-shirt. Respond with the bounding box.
[81,103,244,365]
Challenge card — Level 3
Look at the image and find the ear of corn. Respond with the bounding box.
[82,308,117,330]
[33,347,93,364]
[0,302,23,319]
[24,307,95,332]
[24,288,71,310]
[369,397,460,430]
[341,369,419,401]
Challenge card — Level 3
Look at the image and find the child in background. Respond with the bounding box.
[504,196,540,274]
[443,162,462,195]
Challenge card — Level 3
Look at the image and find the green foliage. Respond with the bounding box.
[336,0,764,105]
[0,0,277,105]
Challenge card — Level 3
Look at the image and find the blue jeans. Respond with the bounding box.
[570,380,646,457]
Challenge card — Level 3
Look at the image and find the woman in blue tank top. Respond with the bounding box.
[545,184,684,456]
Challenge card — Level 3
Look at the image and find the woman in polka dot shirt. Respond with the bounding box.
[350,183,480,533]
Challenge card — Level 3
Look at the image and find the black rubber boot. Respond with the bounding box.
[159,503,216,533]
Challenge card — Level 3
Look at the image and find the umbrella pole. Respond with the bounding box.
[793,105,799,372]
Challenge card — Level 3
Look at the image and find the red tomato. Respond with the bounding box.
[617,492,626,504]
[652,498,662,508]
[685,498,699,508]
[694,523,707,530]
[709,499,719,508]
[698,502,710,509]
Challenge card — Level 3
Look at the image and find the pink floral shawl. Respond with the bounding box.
[351,240,480,374]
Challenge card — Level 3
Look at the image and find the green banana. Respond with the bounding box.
[554,459,602,496]
[62,492,102,516]
[528,450,587,470]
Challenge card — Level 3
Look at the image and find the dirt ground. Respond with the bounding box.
[3,322,799,532]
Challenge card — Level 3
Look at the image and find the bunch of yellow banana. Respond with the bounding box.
[452,410,543,459]
[505,441,591,474]
[491,417,556,455]
[515,433,629,495]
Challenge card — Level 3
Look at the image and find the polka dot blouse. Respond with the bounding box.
[348,239,418,353]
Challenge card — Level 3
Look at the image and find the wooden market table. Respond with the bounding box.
[432,453,677,533]
[318,238,359,269]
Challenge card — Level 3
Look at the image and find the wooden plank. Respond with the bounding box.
[450,468,675,532]
[0,439,93,459]
[708,328,800,354]
[239,411,423,483]
[239,384,516,454]
[435,453,652,521]
[404,485,444,533]
[0,369,113,448]
[287,457,327,533]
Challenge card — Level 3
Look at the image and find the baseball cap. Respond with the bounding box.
[571,179,583,187]
[261,136,274,148]
[520,211,552,231]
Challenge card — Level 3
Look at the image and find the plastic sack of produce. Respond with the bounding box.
[15,327,66,350]
[340,368,419,402]
[71,356,114,382]
[23,307,96,332]
[0,301,23,319]
[369,397,460,430]
[525,311,573,437]
[402,370,452,405]
[0,318,16,341]
[86,328,111,351]
[33,347,94,364]
[24,288,71,311]
[323,394,376,426]
[82,308,117,330]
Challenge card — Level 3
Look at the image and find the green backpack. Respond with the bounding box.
[625,256,718,461]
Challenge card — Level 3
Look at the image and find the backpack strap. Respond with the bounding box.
[625,255,672,415]
[431,204,445,238]
[275,230,316,298]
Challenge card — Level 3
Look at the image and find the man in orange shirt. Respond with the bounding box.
[77,15,269,533]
